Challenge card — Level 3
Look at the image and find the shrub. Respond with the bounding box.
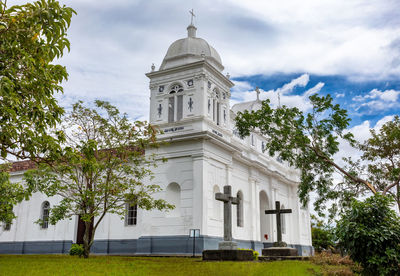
[311,215,335,253]
[311,252,361,275]
[336,194,400,275]
[69,244,84,257]
[252,250,259,260]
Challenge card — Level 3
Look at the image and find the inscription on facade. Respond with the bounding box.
[164,126,185,133]
[212,129,223,137]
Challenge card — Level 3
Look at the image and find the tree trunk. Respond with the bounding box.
[82,218,94,258]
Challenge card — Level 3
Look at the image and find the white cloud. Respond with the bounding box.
[352,88,400,112]
[278,74,310,95]
[366,89,400,102]
[304,82,324,97]
[231,74,324,112]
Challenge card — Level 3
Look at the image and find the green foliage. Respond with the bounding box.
[235,95,400,220]
[24,101,173,258]
[336,194,400,275]
[0,0,75,223]
[311,215,335,252]
[0,0,75,159]
[0,165,31,224]
[69,244,84,257]
[253,250,259,260]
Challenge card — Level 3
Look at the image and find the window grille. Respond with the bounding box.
[126,204,137,226]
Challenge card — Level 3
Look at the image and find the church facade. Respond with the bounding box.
[0,23,313,256]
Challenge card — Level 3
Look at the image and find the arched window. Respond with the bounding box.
[166,183,181,217]
[125,203,137,226]
[236,191,243,227]
[168,84,184,123]
[281,204,286,235]
[259,191,270,241]
[41,201,50,229]
[213,185,221,220]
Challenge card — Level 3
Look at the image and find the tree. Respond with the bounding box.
[311,215,335,252]
[235,94,400,218]
[0,0,75,224]
[336,194,400,275]
[24,101,173,258]
[0,165,30,226]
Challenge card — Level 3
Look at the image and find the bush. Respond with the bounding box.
[69,244,84,257]
[336,194,400,275]
[252,250,259,260]
[312,226,335,252]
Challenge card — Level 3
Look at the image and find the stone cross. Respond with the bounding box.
[265,201,292,245]
[189,9,195,25]
[215,185,239,242]
[256,87,260,101]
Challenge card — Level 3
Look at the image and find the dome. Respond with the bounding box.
[159,25,224,71]
[231,88,263,114]
[231,100,262,114]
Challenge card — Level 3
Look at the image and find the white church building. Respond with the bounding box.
[0,23,313,256]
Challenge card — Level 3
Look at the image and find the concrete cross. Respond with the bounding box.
[215,185,239,242]
[265,201,292,244]
[256,87,260,101]
[189,9,195,25]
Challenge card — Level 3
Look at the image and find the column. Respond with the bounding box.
[192,154,207,235]
[249,176,257,241]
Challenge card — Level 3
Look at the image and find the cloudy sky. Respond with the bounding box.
[10,0,400,137]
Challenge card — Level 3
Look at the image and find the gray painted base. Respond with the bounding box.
[0,236,313,256]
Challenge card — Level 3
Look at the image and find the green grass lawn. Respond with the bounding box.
[0,255,336,276]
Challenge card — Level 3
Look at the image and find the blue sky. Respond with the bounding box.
[233,73,400,127]
[9,0,400,135]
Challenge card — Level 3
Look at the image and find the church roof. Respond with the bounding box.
[8,160,36,172]
[231,100,262,114]
[159,24,224,72]
[231,88,263,114]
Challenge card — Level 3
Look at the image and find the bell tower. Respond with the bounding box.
[145,22,234,138]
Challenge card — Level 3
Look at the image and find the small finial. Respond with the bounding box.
[151,63,155,72]
[226,73,230,79]
[256,87,261,101]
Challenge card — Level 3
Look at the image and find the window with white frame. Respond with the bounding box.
[168,84,184,123]
[41,201,50,229]
[213,88,221,125]
[125,203,137,226]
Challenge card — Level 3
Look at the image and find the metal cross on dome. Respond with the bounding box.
[189,9,195,25]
